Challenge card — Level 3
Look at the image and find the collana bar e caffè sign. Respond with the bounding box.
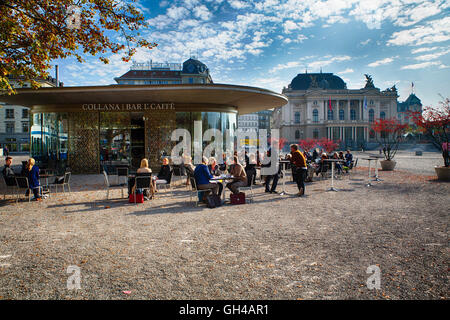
[82,103,175,111]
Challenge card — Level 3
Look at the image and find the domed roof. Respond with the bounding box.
[290,73,347,90]
[182,58,209,74]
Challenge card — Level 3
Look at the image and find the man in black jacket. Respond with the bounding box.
[2,156,15,186]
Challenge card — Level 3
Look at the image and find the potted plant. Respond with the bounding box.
[408,98,450,181]
[371,118,407,171]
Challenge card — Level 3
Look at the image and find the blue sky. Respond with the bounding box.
[57,0,450,107]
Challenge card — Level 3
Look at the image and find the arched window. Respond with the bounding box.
[339,109,345,120]
[380,111,386,120]
[313,129,319,139]
[369,129,375,139]
[313,109,319,122]
[350,109,356,120]
[295,112,300,123]
[295,130,300,139]
[369,109,375,123]
[327,109,333,120]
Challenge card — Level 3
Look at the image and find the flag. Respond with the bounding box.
[363,96,367,110]
[412,82,414,88]
[328,97,332,111]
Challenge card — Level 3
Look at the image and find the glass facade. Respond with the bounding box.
[30,110,237,173]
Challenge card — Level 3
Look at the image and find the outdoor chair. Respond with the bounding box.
[14,176,38,203]
[103,170,126,200]
[116,167,129,185]
[172,165,186,186]
[188,176,215,207]
[49,171,71,194]
[155,169,173,195]
[133,176,152,205]
[239,180,255,203]
[0,175,16,200]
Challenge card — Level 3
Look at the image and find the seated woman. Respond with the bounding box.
[315,153,329,176]
[26,158,42,201]
[226,156,248,194]
[183,155,196,186]
[132,158,154,200]
[332,152,343,174]
[208,157,223,195]
[194,157,219,197]
[154,157,172,191]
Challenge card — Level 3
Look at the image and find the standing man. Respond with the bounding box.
[2,156,15,186]
[287,144,307,196]
[261,148,280,194]
[3,145,9,157]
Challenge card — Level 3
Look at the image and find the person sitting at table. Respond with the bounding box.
[345,150,353,167]
[286,144,307,196]
[338,151,345,160]
[245,154,257,186]
[226,156,247,194]
[132,158,153,200]
[25,158,42,201]
[183,155,195,187]
[218,153,227,172]
[312,148,319,162]
[261,149,279,193]
[194,156,220,197]
[2,156,16,186]
[315,153,329,176]
[208,157,221,176]
[154,157,172,192]
[332,152,343,174]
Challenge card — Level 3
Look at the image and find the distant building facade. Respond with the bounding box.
[115,57,213,85]
[272,72,415,150]
[0,75,61,152]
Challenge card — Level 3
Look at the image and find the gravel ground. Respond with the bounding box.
[0,163,448,300]
[353,150,444,176]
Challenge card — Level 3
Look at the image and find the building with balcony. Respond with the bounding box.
[0,75,61,152]
[272,72,407,150]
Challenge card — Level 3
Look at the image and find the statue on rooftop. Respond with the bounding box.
[364,74,375,89]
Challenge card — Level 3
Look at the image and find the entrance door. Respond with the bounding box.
[130,113,145,169]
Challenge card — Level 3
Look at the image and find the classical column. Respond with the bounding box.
[347,99,350,121]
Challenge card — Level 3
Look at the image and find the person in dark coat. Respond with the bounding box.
[2,156,15,186]
[261,149,280,193]
[25,158,41,200]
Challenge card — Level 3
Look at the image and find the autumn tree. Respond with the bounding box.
[0,0,157,94]
[371,118,407,161]
[408,98,450,167]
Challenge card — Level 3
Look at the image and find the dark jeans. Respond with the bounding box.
[245,168,256,186]
[293,167,306,191]
[25,187,41,199]
[265,174,279,192]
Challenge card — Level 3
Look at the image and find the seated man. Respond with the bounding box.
[345,150,353,167]
[226,156,248,194]
[2,156,15,186]
[194,156,219,196]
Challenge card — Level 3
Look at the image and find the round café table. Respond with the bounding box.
[369,155,384,181]
[361,158,378,187]
[210,175,235,201]
[323,159,344,192]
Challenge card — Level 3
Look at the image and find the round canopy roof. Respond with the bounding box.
[0,83,288,115]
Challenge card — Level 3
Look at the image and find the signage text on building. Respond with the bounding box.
[81,103,175,111]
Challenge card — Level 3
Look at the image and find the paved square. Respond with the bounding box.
[0,154,448,299]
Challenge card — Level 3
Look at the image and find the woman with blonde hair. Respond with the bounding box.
[131,158,154,200]
[26,158,42,201]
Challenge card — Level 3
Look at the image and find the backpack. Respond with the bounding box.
[206,194,222,208]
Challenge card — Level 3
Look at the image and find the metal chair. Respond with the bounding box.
[155,169,173,195]
[14,176,34,203]
[239,180,255,203]
[103,170,126,199]
[133,175,152,205]
[0,175,16,200]
[117,167,129,185]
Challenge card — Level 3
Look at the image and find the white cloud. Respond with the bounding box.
[388,17,450,46]
[337,68,354,74]
[411,46,439,54]
[360,39,371,46]
[401,61,442,70]
[193,5,213,21]
[228,0,251,9]
[368,57,395,67]
[414,49,450,61]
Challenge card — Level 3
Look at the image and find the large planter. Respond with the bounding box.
[435,166,450,181]
[380,160,396,171]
